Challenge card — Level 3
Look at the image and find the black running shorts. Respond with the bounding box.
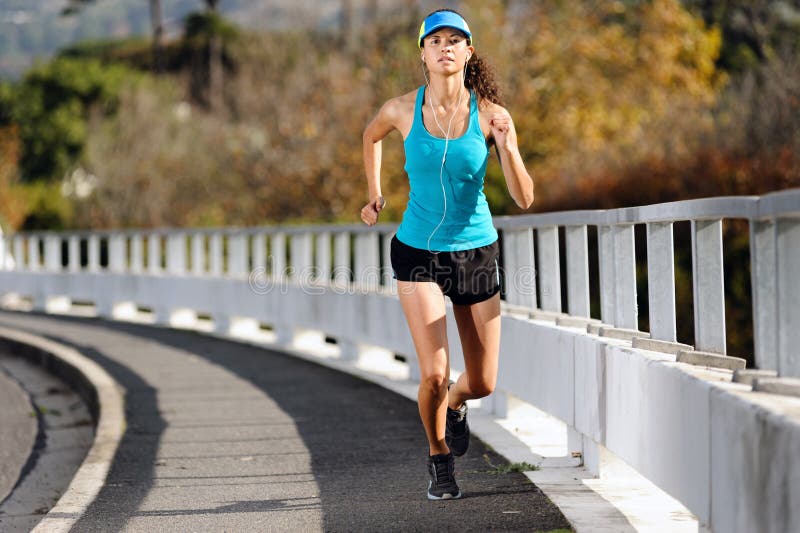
[390,236,501,305]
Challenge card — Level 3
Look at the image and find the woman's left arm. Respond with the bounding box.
[489,106,534,209]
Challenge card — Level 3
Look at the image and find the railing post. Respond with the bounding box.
[1,232,12,270]
[598,225,615,324]
[28,235,40,271]
[330,232,362,358]
[44,234,61,272]
[537,226,561,312]
[776,218,800,377]
[271,232,286,280]
[12,236,22,269]
[268,231,292,343]
[381,231,395,291]
[565,225,590,318]
[290,232,313,282]
[206,231,229,332]
[285,231,324,347]
[0,230,7,270]
[333,232,350,285]
[68,235,80,272]
[209,232,223,276]
[315,231,331,284]
[252,232,267,276]
[150,231,171,325]
[750,220,777,371]
[354,232,379,290]
[130,233,143,274]
[691,219,726,354]
[40,233,70,313]
[227,232,247,277]
[108,234,126,273]
[103,232,137,320]
[147,233,161,274]
[646,222,677,341]
[13,235,25,271]
[613,224,637,330]
[191,232,205,275]
[166,232,186,275]
[501,228,536,308]
[164,232,194,326]
[88,234,100,272]
[339,231,379,362]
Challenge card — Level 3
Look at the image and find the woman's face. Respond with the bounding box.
[421,29,473,74]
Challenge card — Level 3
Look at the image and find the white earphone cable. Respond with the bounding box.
[422,59,468,252]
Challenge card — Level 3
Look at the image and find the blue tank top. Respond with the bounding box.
[396,85,498,252]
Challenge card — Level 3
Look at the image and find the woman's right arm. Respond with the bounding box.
[361,99,400,226]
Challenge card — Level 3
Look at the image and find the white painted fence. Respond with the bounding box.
[2,189,800,532]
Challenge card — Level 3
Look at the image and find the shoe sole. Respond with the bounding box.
[427,481,462,500]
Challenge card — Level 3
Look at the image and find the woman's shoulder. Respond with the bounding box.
[477,98,507,115]
[383,88,419,113]
[376,88,419,125]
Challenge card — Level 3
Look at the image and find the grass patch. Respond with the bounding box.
[492,461,540,474]
[30,406,62,417]
[483,453,540,474]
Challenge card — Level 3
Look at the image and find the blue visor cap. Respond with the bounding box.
[418,11,472,48]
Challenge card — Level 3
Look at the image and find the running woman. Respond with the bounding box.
[360,9,534,500]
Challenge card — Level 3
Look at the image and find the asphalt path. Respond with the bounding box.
[0,310,571,532]
[0,349,94,531]
[0,356,37,504]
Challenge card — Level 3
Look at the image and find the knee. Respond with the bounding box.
[469,378,495,399]
[421,372,449,396]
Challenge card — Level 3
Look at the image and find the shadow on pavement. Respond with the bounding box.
[4,313,573,532]
[42,342,166,532]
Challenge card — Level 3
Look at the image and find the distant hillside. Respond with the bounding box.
[0,0,385,79]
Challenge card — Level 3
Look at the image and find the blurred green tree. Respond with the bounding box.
[472,0,724,209]
[182,2,239,111]
[0,124,27,230]
[8,57,133,182]
[62,0,166,72]
[683,0,800,72]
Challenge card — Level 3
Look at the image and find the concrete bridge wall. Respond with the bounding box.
[2,189,800,531]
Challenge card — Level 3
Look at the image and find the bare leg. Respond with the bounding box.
[448,292,501,410]
[397,280,450,456]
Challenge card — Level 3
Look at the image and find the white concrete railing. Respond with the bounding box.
[1,189,799,532]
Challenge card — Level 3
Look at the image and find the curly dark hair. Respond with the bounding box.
[421,9,505,107]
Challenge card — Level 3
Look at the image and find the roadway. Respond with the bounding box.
[0,310,571,532]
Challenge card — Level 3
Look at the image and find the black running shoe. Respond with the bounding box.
[446,400,470,457]
[427,452,461,500]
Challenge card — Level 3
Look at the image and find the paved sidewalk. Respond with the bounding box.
[0,311,571,532]
[0,356,37,504]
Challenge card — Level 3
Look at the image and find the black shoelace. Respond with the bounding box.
[433,460,451,483]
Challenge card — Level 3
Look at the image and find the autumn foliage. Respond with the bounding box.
[1,1,798,360]
[0,125,27,230]
[2,0,797,229]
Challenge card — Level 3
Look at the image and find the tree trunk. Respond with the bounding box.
[405,0,419,37]
[206,0,223,113]
[341,0,353,52]
[149,0,164,72]
[208,34,223,112]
